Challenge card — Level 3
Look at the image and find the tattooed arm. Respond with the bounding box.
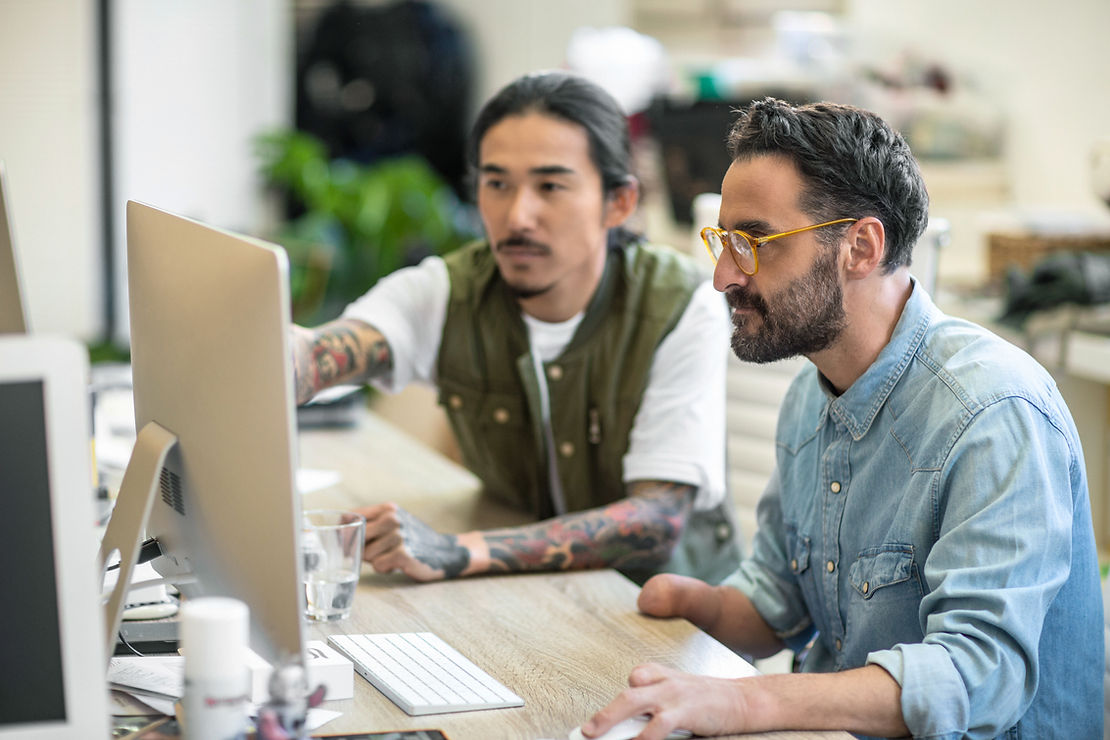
[290,319,393,405]
[355,480,695,582]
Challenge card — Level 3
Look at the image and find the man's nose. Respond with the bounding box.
[506,188,539,230]
[712,253,750,293]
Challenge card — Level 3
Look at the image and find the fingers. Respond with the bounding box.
[637,574,699,617]
[582,669,678,740]
[628,663,672,687]
[354,504,447,582]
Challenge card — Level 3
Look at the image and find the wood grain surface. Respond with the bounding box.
[299,409,852,740]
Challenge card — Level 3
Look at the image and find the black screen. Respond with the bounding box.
[0,380,67,724]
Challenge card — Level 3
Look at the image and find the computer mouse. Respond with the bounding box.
[568,715,692,740]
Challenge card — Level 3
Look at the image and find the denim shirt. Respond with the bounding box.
[726,284,1103,739]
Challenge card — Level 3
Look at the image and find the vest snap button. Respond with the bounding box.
[559,441,575,457]
[826,560,835,573]
[492,407,510,424]
[862,581,870,594]
[547,365,563,381]
[830,481,841,493]
[448,394,463,410]
[791,558,798,571]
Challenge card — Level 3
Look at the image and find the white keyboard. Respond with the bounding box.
[328,632,524,716]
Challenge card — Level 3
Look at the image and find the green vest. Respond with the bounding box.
[435,241,742,584]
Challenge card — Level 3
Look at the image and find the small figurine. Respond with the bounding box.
[255,661,326,740]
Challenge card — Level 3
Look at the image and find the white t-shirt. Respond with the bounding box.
[342,255,729,510]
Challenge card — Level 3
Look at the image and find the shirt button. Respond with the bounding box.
[862,581,870,594]
[547,365,563,381]
[830,481,841,493]
[448,394,463,410]
[835,638,842,651]
[715,523,731,542]
[826,560,835,573]
[492,408,510,424]
[559,441,575,458]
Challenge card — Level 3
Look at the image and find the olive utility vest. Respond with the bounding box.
[435,241,742,584]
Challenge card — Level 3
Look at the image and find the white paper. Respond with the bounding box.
[108,655,185,699]
[297,467,342,494]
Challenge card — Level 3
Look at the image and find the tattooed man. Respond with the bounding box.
[291,71,742,585]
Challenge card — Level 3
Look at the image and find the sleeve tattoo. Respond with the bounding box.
[480,481,695,574]
[294,322,392,404]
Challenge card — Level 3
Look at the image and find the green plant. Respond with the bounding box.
[255,129,476,324]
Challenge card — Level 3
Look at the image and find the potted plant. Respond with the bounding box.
[255,129,477,325]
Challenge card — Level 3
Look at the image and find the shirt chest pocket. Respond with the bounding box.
[848,545,922,601]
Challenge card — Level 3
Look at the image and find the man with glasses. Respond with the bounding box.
[579,98,1102,738]
[291,71,742,586]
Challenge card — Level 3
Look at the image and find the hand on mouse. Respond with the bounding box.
[581,663,755,739]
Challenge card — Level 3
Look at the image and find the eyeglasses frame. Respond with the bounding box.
[700,218,859,275]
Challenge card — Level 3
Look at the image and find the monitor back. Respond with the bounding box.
[126,200,305,669]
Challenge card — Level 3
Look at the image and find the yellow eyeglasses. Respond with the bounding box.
[700,218,858,275]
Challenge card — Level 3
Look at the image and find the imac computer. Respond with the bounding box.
[0,162,29,334]
[0,335,109,739]
[99,201,307,687]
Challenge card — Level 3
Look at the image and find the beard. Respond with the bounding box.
[726,245,847,363]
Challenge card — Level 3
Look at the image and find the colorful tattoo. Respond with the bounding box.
[293,322,391,404]
[480,481,694,573]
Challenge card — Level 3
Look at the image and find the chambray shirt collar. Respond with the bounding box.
[820,280,933,441]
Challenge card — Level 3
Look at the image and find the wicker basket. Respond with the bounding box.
[987,231,1110,283]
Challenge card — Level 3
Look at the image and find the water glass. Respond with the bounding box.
[301,509,365,621]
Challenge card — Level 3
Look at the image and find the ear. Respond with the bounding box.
[602,176,640,229]
[843,216,885,280]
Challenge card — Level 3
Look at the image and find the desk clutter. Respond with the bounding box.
[110,640,354,705]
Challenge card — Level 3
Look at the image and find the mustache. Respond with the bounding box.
[725,289,767,314]
[496,236,551,253]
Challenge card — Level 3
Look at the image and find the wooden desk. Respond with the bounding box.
[298,411,851,740]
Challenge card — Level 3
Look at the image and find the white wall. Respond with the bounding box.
[0,0,101,339]
[111,0,293,344]
[0,0,291,345]
[845,0,1110,214]
[435,0,630,111]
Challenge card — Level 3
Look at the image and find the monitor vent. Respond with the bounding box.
[160,468,185,515]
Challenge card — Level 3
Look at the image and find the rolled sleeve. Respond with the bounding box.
[868,643,969,739]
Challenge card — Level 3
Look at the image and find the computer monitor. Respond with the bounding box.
[99,201,306,681]
[0,335,109,739]
[0,162,30,334]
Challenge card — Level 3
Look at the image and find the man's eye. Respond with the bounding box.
[539,181,565,192]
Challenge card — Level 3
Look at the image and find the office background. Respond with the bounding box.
[3,0,1110,553]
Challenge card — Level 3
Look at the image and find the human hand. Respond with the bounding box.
[581,663,753,740]
[356,502,469,581]
[637,574,721,632]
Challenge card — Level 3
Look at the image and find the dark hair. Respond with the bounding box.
[467,71,640,246]
[726,98,929,271]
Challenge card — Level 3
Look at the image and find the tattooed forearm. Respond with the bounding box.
[291,320,392,405]
[479,481,694,574]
